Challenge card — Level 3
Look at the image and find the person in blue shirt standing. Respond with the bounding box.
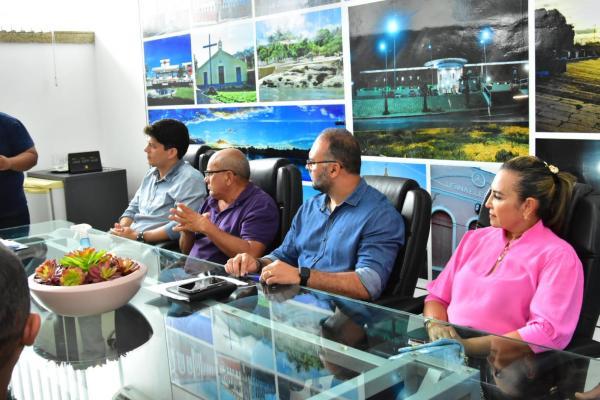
[226,128,405,301]
[0,112,38,230]
[111,119,206,244]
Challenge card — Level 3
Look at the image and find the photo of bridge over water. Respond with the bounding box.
[349,0,529,162]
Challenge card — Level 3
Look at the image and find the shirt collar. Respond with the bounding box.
[152,159,185,182]
[503,219,544,244]
[318,178,368,211]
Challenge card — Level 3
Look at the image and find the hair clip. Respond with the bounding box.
[543,161,559,175]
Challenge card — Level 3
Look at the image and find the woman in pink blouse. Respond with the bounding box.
[424,156,584,363]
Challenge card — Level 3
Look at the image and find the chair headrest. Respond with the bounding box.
[249,158,291,199]
[363,175,419,211]
[183,144,211,170]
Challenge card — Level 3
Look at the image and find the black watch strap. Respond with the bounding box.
[299,267,311,286]
[136,231,145,242]
[255,258,264,273]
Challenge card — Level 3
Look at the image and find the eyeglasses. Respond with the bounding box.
[202,169,235,177]
[305,160,342,170]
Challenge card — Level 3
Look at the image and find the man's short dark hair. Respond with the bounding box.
[143,119,190,160]
[0,244,30,365]
[320,128,361,175]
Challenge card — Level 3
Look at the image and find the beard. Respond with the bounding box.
[311,170,331,193]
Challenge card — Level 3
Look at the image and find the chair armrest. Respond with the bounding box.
[565,337,600,358]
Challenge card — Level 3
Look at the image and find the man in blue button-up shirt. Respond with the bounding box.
[111,119,206,244]
[226,128,405,300]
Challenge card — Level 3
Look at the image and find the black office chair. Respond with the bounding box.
[362,175,432,302]
[249,158,303,248]
[183,144,212,170]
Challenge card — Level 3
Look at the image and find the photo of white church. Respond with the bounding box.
[192,21,256,104]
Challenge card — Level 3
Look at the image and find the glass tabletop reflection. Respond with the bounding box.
[4,221,600,400]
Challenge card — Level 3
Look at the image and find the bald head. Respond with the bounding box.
[210,148,251,180]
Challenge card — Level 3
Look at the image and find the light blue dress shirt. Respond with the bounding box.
[267,178,405,300]
[121,160,206,239]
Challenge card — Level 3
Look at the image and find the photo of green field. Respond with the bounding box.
[355,123,528,162]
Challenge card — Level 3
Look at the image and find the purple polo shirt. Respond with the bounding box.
[189,182,279,264]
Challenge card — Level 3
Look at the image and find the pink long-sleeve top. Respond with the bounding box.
[426,220,583,352]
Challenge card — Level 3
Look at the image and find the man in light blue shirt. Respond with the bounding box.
[226,128,404,300]
[111,119,206,244]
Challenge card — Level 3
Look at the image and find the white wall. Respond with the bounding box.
[92,0,148,198]
[0,42,103,171]
[0,0,150,198]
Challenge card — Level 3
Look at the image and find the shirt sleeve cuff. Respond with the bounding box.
[164,221,181,241]
[355,267,382,300]
[120,211,135,220]
[517,325,566,353]
[424,294,449,308]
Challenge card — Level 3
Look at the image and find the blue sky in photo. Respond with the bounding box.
[192,21,254,65]
[361,159,427,188]
[144,34,193,75]
[256,7,341,46]
[148,105,346,149]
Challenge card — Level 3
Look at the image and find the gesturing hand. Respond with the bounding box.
[170,203,213,234]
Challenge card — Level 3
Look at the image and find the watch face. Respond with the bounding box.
[300,267,310,285]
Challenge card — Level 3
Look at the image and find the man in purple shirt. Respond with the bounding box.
[170,148,279,264]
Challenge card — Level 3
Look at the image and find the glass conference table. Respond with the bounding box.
[3,221,600,400]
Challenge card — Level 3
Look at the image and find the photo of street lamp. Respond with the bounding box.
[379,41,390,115]
[386,17,399,92]
[428,40,434,85]
[479,27,494,84]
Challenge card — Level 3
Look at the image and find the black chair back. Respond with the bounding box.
[477,183,600,348]
[183,144,212,170]
[364,175,432,299]
[249,158,303,248]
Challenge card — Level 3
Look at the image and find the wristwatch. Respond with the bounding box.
[255,258,264,273]
[299,267,311,286]
[136,231,145,242]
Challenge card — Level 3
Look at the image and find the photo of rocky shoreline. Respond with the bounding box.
[256,8,344,102]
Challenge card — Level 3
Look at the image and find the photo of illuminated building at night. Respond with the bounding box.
[349,0,529,162]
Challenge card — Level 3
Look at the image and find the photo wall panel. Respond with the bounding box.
[430,163,499,277]
[256,7,344,102]
[535,0,600,133]
[348,0,529,162]
[148,105,346,182]
[139,0,600,281]
[144,34,195,106]
[192,21,257,104]
[254,0,340,17]
[190,0,252,28]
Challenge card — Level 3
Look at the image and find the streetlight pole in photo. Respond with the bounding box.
[379,41,390,115]
[387,18,399,95]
